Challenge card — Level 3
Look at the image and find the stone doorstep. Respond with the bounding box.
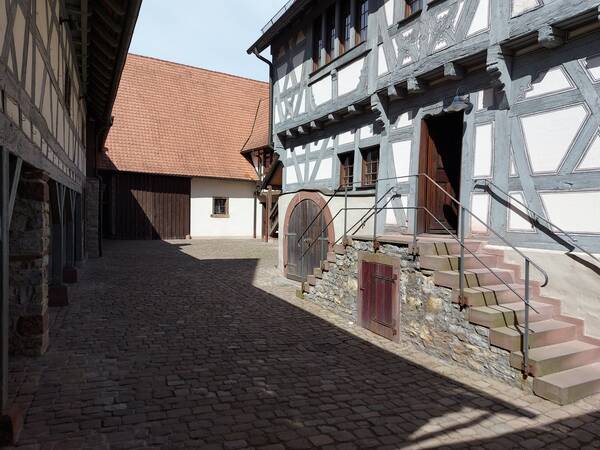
[0,404,25,446]
[63,266,78,284]
[48,285,68,307]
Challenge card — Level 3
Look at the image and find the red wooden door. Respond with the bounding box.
[286,199,329,281]
[419,114,463,233]
[360,261,397,340]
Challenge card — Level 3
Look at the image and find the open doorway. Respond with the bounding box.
[418,112,464,234]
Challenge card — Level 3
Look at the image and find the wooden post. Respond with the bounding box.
[266,187,273,242]
[1,148,9,411]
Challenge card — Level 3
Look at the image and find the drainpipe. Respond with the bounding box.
[251,49,274,242]
[251,49,274,149]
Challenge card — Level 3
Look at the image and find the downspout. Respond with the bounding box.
[251,48,274,241]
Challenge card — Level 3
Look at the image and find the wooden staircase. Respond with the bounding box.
[419,239,600,405]
[302,237,600,405]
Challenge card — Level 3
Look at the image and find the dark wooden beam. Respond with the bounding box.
[309,121,323,130]
[328,112,343,122]
[387,84,405,100]
[347,104,363,115]
[297,125,309,135]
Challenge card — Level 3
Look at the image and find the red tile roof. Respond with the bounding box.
[241,97,270,153]
[100,54,269,181]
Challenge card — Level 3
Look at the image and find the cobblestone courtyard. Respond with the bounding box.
[7,240,600,449]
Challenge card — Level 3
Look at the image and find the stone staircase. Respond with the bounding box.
[301,237,600,405]
[419,239,600,405]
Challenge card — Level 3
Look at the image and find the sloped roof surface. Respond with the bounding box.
[100,54,269,180]
[242,98,270,153]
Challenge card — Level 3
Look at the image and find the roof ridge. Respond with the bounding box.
[127,53,269,85]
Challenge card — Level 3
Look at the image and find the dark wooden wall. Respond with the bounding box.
[102,171,190,240]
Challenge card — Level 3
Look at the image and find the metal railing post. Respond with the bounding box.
[523,260,531,378]
[372,181,378,252]
[344,185,348,243]
[458,205,465,305]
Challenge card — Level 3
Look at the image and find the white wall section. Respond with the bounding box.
[190,178,259,238]
[576,131,600,171]
[524,67,573,99]
[473,123,494,178]
[521,104,588,173]
[471,193,490,234]
[508,192,534,231]
[541,191,600,234]
[392,140,412,180]
[312,75,332,106]
[467,0,489,36]
[338,57,365,96]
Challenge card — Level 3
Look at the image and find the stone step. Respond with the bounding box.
[490,319,578,352]
[419,253,499,271]
[533,363,600,405]
[307,275,317,286]
[333,244,346,255]
[327,252,337,263]
[418,240,484,256]
[434,268,515,289]
[469,301,555,328]
[302,282,311,293]
[451,283,541,307]
[314,268,323,279]
[510,340,600,377]
[321,260,331,271]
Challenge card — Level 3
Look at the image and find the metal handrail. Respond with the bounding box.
[300,188,399,259]
[478,178,600,265]
[293,172,547,376]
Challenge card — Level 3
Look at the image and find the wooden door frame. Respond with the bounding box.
[283,192,335,280]
[357,251,401,343]
[417,112,464,234]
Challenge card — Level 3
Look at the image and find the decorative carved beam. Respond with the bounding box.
[328,112,342,122]
[347,104,363,115]
[538,25,565,48]
[309,121,323,130]
[444,62,465,80]
[407,77,426,94]
[285,129,298,138]
[297,125,309,135]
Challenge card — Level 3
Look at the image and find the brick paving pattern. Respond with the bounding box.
[7,240,600,449]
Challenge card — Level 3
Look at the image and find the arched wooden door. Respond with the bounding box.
[286,199,329,281]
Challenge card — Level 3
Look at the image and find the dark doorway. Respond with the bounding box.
[418,112,464,234]
[286,199,329,282]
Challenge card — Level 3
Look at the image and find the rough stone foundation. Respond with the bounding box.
[9,169,50,356]
[305,240,523,387]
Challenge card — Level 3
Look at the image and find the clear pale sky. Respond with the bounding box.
[129,0,285,82]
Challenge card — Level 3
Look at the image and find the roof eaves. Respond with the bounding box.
[247,0,315,54]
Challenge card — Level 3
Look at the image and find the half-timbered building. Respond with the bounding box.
[100,55,272,240]
[0,0,140,441]
[249,0,600,404]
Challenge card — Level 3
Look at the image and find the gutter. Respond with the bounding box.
[250,49,274,151]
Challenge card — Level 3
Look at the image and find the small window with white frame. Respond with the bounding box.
[212,197,229,217]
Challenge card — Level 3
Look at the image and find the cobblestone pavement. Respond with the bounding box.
[7,239,600,449]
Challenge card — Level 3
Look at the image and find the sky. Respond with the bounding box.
[128,0,284,82]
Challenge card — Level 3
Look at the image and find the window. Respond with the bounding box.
[356,0,369,44]
[325,6,336,63]
[404,0,423,17]
[64,65,72,115]
[339,152,354,188]
[340,0,352,54]
[312,18,323,70]
[361,147,379,187]
[212,198,229,217]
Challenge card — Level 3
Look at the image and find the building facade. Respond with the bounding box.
[0,0,140,442]
[100,55,272,240]
[250,0,600,403]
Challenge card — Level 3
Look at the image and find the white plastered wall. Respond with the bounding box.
[190,178,260,238]
[492,246,600,339]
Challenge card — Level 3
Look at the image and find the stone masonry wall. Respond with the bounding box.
[305,241,523,387]
[9,169,51,356]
